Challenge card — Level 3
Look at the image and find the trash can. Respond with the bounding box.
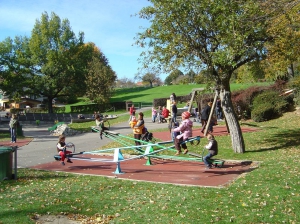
[17,125,23,136]
[0,147,13,180]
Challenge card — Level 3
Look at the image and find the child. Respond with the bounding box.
[129,116,137,128]
[95,114,109,139]
[173,111,193,155]
[203,134,218,169]
[57,134,73,166]
[151,107,157,123]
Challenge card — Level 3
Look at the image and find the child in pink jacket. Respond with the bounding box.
[173,111,193,155]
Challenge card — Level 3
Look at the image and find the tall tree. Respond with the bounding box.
[263,3,300,80]
[28,12,87,113]
[136,0,297,153]
[85,56,117,105]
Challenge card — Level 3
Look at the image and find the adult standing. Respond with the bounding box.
[215,99,223,120]
[201,102,212,133]
[129,104,136,122]
[9,114,18,143]
[171,101,178,122]
[132,112,145,146]
[170,93,176,104]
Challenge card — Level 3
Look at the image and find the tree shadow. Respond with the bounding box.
[246,128,300,153]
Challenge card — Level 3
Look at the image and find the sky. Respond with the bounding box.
[0,0,158,81]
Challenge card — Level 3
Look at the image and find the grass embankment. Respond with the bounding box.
[0,110,299,223]
[65,82,272,112]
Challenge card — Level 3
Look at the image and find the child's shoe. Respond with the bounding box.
[183,149,188,154]
[174,151,181,156]
[61,161,65,166]
[67,159,73,163]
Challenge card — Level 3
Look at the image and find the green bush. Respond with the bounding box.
[251,90,289,122]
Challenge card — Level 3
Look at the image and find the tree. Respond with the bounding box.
[85,56,117,104]
[185,69,197,83]
[164,69,184,85]
[135,68,161,87]
[263,3,300,80]
[116,77,136,88]
[136,0,298,153]
[0,12,93,113]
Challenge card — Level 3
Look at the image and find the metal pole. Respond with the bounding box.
[13,146,17,180]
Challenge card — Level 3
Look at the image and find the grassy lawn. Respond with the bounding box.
[65,82,272,111]
[0,109,299,223]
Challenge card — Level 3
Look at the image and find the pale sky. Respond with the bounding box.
[0,0,158,81]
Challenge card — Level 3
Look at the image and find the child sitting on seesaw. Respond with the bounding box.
[95,114,109,139]
[203,133,218,169]
[57,134,73,166]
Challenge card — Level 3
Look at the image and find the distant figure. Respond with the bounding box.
[170,93,176,104]
[201,102,212,134]
[160,106,170,123]
[78,114,85,119]
[151,107,157,123]
[5,112,10,119]
[183,102,189,109]
[215,99,223,120]
[129,104,136,122]
[56,135,73,166]
[92,111,98,119]
[171,101,178,122]
[156,106,162,123]
[9,114,18,143]
[203,134,218,169]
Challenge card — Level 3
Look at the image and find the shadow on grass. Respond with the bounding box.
[246,128,300,153]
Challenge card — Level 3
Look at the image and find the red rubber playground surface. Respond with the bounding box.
[31,125,259,188]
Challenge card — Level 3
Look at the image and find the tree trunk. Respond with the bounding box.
[219,89,245,153]
[48,97,53,114]
[287,64,294,79]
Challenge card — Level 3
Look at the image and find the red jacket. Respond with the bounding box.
[162,108,170,118]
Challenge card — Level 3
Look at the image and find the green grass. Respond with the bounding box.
[110,82,272,104]
[0,110,299,223]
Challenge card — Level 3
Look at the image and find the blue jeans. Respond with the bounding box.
[152,115,157,123]
[203,153,214,167]
[172,113,177,122]
[10,128,16,142]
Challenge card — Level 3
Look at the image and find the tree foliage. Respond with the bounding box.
[0,12,115,113]
[85,56,117,105]
[136,0,298,153]
[164,69,183,85]
[135,68,161,87]
[263,3,300,80]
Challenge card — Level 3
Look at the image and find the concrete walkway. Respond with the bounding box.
[8,107,174,168]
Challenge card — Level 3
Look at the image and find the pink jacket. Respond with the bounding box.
[173,119,193,140]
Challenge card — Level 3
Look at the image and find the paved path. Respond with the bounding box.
[1,107,171,168]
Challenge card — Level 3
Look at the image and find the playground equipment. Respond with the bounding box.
[54,142,84,161]
[53,130,205,174]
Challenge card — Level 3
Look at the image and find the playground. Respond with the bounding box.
[27,123,258,188]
